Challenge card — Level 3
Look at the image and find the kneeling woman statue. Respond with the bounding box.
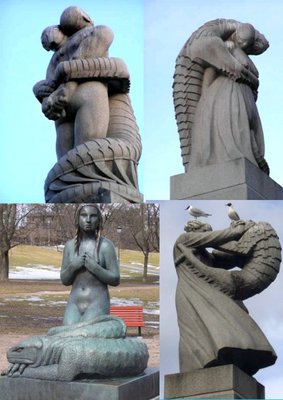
[4,205,148,381]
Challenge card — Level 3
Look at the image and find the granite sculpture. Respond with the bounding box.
[174,217,281,375]
[4,204,148,381]
[173,19,270,174]
[33,6,142,203]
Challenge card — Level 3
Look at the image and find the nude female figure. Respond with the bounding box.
[61,204,120,325]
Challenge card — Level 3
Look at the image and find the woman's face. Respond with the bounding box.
[78,206,100,233]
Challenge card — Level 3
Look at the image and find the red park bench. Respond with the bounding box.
[110,305,145,336]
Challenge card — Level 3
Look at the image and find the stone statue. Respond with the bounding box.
[33,6,142,203]
[60,204,119,324]
[174,218,281,375]
[173,19,270,174]
[4,204,148,380]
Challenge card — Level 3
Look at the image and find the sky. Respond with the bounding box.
[160,200,283,399]
[0,0,143,202]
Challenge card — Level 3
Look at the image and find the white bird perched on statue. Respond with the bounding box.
[225,203,240,221]
[185,205,212,219]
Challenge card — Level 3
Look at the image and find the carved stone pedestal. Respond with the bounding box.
[164,365,265,399]
[170,157,283,200]
[0,368,159,400]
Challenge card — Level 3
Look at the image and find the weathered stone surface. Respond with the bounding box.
[45,180,143,204]
[33,6,142,203]
[0,368,159,400]
[171,157,283,199]
[173,218,280,374]
[164,364,264,399]
[173,19,269,174]
[4,205,149,381]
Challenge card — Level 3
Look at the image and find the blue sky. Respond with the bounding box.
[144,0,283,200]
[160,200,283,398]
[0,0,143,202]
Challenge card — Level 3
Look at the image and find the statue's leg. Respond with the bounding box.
[63,302,82,325]
[21,364,59,380]
[81,302,110,322]
[55,119,74,160]
[72,81,109,145]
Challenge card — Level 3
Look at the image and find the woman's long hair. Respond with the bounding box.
[74,204,103,256]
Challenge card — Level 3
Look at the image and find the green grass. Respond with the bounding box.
[9,245,159,269]
[10,245,62,268]
[120,249,159,267]
[0,281,159,336]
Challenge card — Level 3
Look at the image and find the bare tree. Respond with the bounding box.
[101,203,160,281]
[131,204,159,281]
[0,204,39,280]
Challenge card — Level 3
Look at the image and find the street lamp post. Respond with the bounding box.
[47,219,51,247]
[117,226,122,266]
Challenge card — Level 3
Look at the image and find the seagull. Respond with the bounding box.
[185,205,212,219]
[225,203,240,221]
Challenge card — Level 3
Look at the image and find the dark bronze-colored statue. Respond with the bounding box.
[4,205,148,381]
[174,217,281,375]
[33,7,142,203]
[173,19,270,174]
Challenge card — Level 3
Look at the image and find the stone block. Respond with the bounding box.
[164,364,264,399]
[170,157,283,200]
[0,368,159,400]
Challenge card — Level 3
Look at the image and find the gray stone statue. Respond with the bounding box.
[174,218,281,375]
[33,6,142,203]
[60,203,119,324]
[4,204,148,381]
[173,19,270,174]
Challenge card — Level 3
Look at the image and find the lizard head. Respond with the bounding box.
[7,337,43,365]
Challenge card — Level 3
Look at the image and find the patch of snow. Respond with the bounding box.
[144,309,160,315]
[9,266,60,280]
[111,297,144,306]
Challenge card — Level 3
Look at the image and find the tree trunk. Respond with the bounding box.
[143,251,149,282]
[0,249,9,281]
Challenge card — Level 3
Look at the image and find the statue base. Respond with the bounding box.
[164,364,264,399]
[170,157,283,199]
[0,368,159,400]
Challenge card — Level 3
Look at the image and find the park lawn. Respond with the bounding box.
[120,249,159,268]
[0,281,159,336]
[10,245,63,268]
[9,245,159,269]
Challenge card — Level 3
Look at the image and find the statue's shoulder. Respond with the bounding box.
[99,236,115,252]
[175,232,189,244]
[92,25,113,38]
[90,25,114,48]
[64,238,75,252]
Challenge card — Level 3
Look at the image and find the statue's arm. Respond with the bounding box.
[33,54,59,103]
[33,80,56,103]
[60,240,84,286]
[176,223,246,250]
[84,238,120,286]
[177,243,235,290]
[53,57,129,85]
[213,221,256,256]
[189,36,259,90]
